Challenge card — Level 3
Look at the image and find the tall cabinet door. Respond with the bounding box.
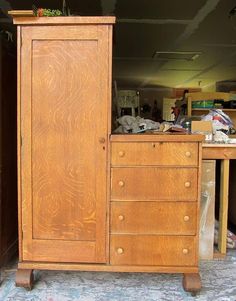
[19,25,111,263]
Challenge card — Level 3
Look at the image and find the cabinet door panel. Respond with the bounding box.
[20,25,110,263]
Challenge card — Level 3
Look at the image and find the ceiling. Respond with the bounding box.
[2,0,236,90]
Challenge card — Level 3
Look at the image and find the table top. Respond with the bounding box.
[202,143,236,159]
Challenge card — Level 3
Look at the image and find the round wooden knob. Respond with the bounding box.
[185,151,191,157]
[119,181,125,187]
[182,248,189,254]
[117,248,124,254]
[185,182,191,188]
[119,151,125,157]
[118,215,125,221]
[183,215,190,222]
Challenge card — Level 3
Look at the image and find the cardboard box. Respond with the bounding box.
[191,121,213,141]
[191,121,212,133]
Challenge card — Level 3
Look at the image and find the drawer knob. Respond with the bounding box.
[185,181,191,188]
[183,215,190,222]
[118,215,125,221]
[119,151,125,157]
[117,248,124,254]
[119,181,125,187]
[185,151,191,157]
[182,248,189,255]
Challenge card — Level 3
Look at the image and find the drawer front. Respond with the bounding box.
[111,167,198,201]
[111,201,197,235]
[111,142,198,166]
[110,235,197,266]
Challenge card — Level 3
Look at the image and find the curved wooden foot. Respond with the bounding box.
[182,273,201,294]
[15,269,34,290]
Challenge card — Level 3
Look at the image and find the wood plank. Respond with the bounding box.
[111,134,204,142]
[17,25,22,262]
[202,146,236,159]
[12,16,116,25]
[187,92,230,101]
[18,262,198,274]
[8,10,34,17]
[218,159,230,254]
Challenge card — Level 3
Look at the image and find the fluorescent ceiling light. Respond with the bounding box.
[153,51,202,61]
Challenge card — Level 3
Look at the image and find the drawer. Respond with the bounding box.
[110,235,197,266]
[111,142,198,166]
[110,201,197,235]
[111,167,198,201]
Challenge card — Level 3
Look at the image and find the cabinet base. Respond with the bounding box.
[182,273,201,295]
[15,269,34,290]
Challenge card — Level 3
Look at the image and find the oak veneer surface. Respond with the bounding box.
[111,167,198,200]
[111,142,198,166]
[110,235,197,266]
[18,21,113,263]
[111,201,197,235]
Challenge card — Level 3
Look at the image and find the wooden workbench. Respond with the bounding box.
[202,143,236,255]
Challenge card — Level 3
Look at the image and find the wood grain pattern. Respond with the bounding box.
[17,25,23,262]
[110,201,197,235]
[110,235,197,266]
[13,16,116,25]
[202,145,236,159]
[111,167,198,201]
[32,39,98,241]
[18,261,198,273]
[111,134,204,142]
[19,23,112,263]
[218,159,230,254]
[111,142,198,166]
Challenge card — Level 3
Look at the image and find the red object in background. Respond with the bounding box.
[213,115,221,121]
[37,8,44,17]
[171,106,180,120]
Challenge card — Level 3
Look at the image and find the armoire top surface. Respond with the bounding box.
[12,16,116,25]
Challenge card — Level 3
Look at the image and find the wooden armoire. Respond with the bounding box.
[13,16,202,295]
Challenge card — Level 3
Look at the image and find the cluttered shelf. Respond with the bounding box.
[192,108,236,112]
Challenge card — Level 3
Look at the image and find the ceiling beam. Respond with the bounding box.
[174,0,221,46]
[138,0,221,89]
[118,19,191,25]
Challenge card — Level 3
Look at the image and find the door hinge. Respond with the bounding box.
[21,230,23,240]
[20,135,22,147]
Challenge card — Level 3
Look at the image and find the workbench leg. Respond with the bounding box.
[218,159,230,254]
